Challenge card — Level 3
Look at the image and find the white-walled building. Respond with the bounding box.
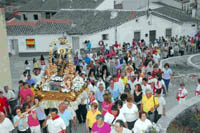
[7,8,198,55]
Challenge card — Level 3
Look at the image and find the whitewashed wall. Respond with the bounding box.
[180,23,198,37]
[78,15,187,48]
[96,0,115,10]
[79,28,116,49]
[8,34,73,53]
[7,16,197,53]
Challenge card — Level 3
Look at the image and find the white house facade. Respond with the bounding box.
[7,9,198,55]
[79,15,197,49]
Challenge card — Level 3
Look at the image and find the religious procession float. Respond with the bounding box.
[34,38,86,109]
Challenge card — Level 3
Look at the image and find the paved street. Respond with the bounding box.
[8,54,200,133]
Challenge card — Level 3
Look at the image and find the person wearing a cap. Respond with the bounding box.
[91,114,111,133]
[3,86,15,101]
[141,89,159,123]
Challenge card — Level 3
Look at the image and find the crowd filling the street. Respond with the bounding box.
[0,35,200,133]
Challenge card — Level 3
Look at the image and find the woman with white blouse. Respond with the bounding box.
[133,112,152,133]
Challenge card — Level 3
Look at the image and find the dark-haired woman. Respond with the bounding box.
[162,63,173,93]
[88,69,97,85]
[133,84,143,111]
[24,60,31,75]
[102,69,110,88]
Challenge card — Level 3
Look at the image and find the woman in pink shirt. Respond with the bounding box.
[92,114,111,133]
[19,82,33,105]
[24,103,41,133]
[102,94,113,116]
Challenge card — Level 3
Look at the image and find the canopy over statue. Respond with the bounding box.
[34,38,86,106]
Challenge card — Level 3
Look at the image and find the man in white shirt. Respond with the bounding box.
[128,76,136,91]
[20,71,27,82]
[63,100,77,132]
[120,97,139,130]
[104,105,127,127]
[3,86,16,115]
[153,51,160,64]
[3,86,15,100]
[113,76,124,94]
[43,108,66,133]
[0,112,14,133]
[141,78,152,95]
[155,89,166,123]
[111,120,132,133]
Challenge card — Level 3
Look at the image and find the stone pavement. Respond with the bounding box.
[8,54,200,133]
[191,54,200,67]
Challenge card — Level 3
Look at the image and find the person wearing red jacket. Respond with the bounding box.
[0,91,7,116]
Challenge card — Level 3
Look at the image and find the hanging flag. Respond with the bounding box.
[26,39,35,46]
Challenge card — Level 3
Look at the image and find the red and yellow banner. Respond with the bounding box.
[26,39,35,46]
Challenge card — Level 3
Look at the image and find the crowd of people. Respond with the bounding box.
[0,35,200,133]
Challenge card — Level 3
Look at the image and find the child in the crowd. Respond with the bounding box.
[176,83,188,104]
[195,79,200,96]
[152,74,167,95]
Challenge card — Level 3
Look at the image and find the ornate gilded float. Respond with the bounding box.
[34,38,86,105]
